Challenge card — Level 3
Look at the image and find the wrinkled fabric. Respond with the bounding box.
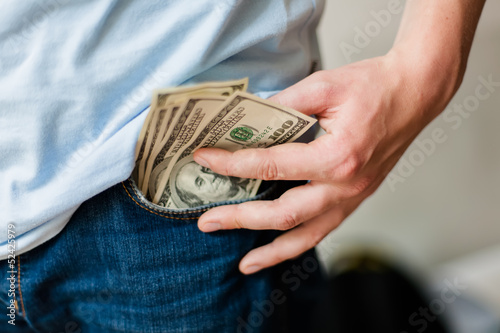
[0,0,324,258]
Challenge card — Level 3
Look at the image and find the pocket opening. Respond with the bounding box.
[121,177,278,217]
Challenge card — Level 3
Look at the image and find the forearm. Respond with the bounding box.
[389,0,486,121]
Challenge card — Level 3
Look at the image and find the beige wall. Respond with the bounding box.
[316,0,500,267]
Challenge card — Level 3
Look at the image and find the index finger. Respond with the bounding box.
[193,136,334,181]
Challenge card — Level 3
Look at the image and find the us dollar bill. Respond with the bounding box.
[153,78,248,108]
[143,97,226,198]
[136,107,171,188]
[133,78,248,186]
[152,91,317,208]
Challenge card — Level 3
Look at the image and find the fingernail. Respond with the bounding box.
[243,265,261,274]
[195,156,210,168]
[201,222,221,232]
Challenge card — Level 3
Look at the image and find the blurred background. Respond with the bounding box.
[315,1,500,332]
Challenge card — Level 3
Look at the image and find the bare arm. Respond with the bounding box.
[391,0,486,122]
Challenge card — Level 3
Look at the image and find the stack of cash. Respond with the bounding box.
[133,78,316,209]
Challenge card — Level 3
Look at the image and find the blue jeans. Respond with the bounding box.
[1,179,329,332]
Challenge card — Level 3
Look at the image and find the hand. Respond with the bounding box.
[194,50,458,274]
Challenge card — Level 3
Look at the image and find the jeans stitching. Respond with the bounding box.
[121,181,201,220]
[127,178,216,214]
[17,255,26,318]
[122,179,278,218]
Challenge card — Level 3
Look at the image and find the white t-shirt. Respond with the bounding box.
[0,0,324,259]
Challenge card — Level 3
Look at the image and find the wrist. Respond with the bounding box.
[385,44,464,122]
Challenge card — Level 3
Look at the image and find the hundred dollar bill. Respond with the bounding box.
[134,78,248,168]
[153,78,248,108]
[134,78,248,190]
[143,97,226,198]
[152,91,317,207]
[160,155,259,209]
[136,107,171,188]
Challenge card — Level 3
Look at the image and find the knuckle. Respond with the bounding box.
[350,177,372,196]
[333,154,363,182]
[232,217,244,229]
[275,211,299,230]
[256,156,280,181]
[232,206,246,229]
[311,78,335,105]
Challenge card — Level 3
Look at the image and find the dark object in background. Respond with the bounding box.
[310,253,450,333]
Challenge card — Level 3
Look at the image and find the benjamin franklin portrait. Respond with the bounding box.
[169,156,253,208]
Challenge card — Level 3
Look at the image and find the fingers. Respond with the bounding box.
[267,71,339,116]
[198,181,338,232]
[239,195,363,274]
[194,138,334,181]
[238,208,342,274]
